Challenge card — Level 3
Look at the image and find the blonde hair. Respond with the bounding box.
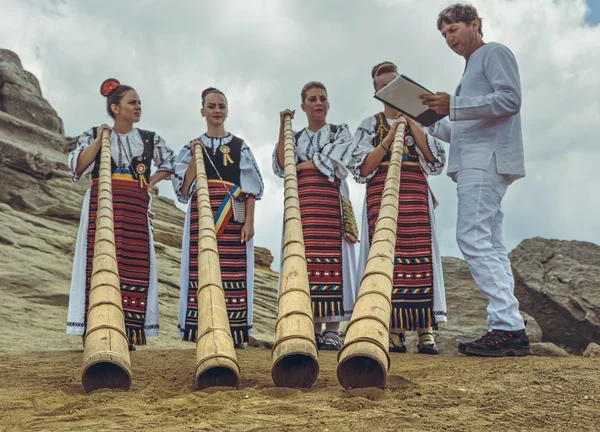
[300,81,327,103]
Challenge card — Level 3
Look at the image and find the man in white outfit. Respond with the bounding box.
[421,3,531,357]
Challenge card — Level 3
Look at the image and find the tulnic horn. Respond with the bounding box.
[336,122,406,389]
[192,141,241,389]
[271,114,320,388]
[81,128,132,392]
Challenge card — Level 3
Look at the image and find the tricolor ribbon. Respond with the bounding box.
[220,145,234,166]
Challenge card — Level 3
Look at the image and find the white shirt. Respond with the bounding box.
[68,128,175,182]
[272,123,354,182]
[429,42,525,182]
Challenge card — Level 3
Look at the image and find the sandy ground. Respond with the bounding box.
[0,348,599,432]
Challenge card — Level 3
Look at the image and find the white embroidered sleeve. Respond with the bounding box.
[153,134,176,173]
[314,123,352,182]
[68,128,96,182]
[349,117,379,184]
[171,144,195,204]
[415,128,447,176]
[240,141,264,199]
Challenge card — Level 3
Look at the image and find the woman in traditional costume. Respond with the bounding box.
[273,81,358,350]
[66,78,176,350]
[172,87,264,349]
[350,62,447,354]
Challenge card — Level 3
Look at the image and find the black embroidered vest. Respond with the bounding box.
[90,127,155,182]
[372,113,419,163]
[203,135,243,186]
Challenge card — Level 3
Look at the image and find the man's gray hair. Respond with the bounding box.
[437,3,483,37]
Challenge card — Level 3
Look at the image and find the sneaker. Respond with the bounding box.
[389,332,407,353]
[315,333,324,350]
[458,341,467,354]
[464,329,532,357]
[128,344,136,352]
[417,341,439,355]
[321,331,341,351]
[234,342,247,350]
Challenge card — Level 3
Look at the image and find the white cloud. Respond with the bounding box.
[1,0,599,270]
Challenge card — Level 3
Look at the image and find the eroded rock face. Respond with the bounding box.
[511,238,600,352]
[0,49,64,136]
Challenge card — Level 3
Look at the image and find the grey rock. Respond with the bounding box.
[0,49,64,135]
[531,342,569,357]
[583,343,600,358]
[511,238,600,352]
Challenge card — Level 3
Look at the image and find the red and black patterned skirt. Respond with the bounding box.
[298,168,344,318]
[183,180,249,344]
[85,174,151,345]
[366,162,435,331]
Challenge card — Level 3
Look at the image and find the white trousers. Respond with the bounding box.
[455,156,524,331]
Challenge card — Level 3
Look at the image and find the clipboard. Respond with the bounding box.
[374,74,446,127]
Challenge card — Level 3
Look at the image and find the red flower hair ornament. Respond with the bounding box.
[100,78,121,97]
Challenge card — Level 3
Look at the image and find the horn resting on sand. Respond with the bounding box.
[81,129,132,393]
[271,114,320,388]
[336,123,407,389]
[192,140,241,389]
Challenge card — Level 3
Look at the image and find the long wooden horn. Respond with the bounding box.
[192,141,241,389]
[271,114,320,388]
[336,123,406,389]
[81,128,132,392]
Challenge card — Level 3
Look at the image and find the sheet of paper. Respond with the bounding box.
[374,75,432,117]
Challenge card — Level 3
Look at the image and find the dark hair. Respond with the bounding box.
[100,78,135,119]
[371,61,398,89]
[437,3,483,37]
[201,87,227,107]
[300,81,327,103]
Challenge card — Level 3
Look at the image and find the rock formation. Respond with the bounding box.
[511,238,600,352]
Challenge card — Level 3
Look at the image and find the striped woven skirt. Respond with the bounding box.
[366,161,435,331]
[184,180,248,344]
[298,168,344,318]
[85,173,151,345]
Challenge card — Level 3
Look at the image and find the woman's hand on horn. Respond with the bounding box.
[190,139,204,158]
[279,109,295,124]
[98,123,112,135]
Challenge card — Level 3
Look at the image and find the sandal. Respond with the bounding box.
[315,333,324,350]
[389,332,407,353]
[417,341,440,355]
[321,331,341,350]
[417,329,439,355]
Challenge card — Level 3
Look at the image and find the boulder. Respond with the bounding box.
[531,342,570,357]
[583,343,600,358]
[511,238,600,352]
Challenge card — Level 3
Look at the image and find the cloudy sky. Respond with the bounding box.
[2,0,599,269]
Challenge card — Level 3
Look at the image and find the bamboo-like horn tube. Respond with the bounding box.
[81,129,132,392]
[336,124,406,389]
[271,115,320,388]
[193,141,241,389]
